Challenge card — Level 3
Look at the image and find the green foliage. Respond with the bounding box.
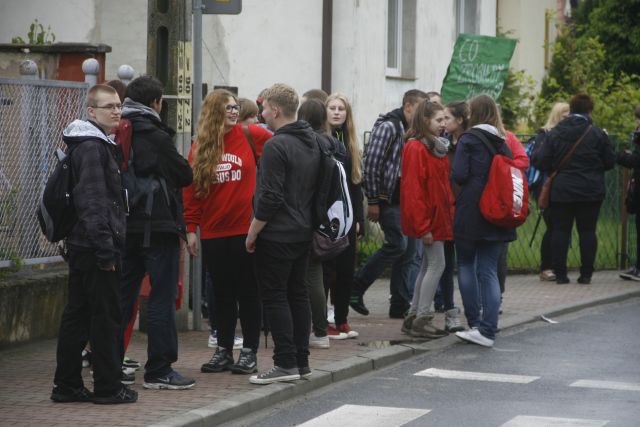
[498,68,536,131]
[533,28,640,138]
[11,19,56,45]
[576,0,640,76]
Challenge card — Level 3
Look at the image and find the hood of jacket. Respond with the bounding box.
[274,120,316,148]
[121,98,162,121]
[63,119,115,148]
[374,107,407,131]
[553,114,592,142]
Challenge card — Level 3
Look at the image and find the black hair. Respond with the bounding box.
[125,75,164,107]
[569,93,594,115]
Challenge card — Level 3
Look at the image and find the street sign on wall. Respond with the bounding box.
[441,34,516,102]
[202,0,242,14]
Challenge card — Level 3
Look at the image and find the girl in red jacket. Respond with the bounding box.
[400,101,455,338]
[183,89,271,374]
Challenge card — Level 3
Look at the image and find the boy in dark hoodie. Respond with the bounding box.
[51,84,136,404]
[245,83,321,384]
[350,89,428,319]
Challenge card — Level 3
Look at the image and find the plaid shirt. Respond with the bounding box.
[363,113,405,205]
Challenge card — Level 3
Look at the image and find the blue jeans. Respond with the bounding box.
[353,204,418,311]
[120,235,180,379]
[455,240,502,340]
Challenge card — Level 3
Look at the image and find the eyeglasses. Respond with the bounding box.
[93,104,123,111]
[225,104,241,112]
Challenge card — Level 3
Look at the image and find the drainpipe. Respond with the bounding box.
[321,0,333,94]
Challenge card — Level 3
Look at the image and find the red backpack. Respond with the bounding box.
[470,129,529,228]
[114,118,133,171]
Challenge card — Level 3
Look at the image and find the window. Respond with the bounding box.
[456,0,478,35]
[386,0,416,79]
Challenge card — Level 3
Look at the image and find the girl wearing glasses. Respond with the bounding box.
[183,89,271,375]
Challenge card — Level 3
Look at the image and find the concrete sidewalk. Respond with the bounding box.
[1,271,639,427]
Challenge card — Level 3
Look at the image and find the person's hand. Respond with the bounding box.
[356,222,361,238]
[187,232,198,257]
[367,205,380,222]
[246,233,257,253]
[422,232,434,246]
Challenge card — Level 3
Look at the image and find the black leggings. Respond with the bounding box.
[201,235,261,352]
[549,201,602,278]
[323,227,357,326]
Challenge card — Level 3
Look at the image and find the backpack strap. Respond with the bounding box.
[467,128,513,159]
[242,125,258,165]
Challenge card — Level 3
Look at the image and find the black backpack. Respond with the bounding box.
[37,146,78,242]
[311,135,354,260]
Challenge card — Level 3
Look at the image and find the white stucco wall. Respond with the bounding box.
[498,0,557,88]
[1,0,498,141]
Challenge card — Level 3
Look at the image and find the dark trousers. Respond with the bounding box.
[119,235,179,379]
[550,201,602,278]
[254,238,311,369]
[434,240,456,310]
[636,213,640,269]
[323,227,357,326]
[540,208,553,271]
[201,235,261,352]
[54,249,122,396]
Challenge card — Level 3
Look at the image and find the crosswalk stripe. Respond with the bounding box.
[414,368,540,384]
[297,404,430,427]
[501,415,609,426]
[570,379,640,391]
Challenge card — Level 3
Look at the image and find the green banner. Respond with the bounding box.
[441,34,517,103]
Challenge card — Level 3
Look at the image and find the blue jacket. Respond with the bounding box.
[451,126,516,243]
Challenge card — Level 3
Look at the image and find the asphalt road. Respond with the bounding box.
[226,299,640,427]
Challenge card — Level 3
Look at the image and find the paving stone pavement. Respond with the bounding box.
[1,271,639,426]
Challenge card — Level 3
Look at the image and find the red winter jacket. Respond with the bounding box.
[505,130,529,171]
[400,139,454,241]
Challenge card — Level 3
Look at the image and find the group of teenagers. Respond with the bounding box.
[49,71,617,405]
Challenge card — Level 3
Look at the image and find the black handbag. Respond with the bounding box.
[311,232,349,261]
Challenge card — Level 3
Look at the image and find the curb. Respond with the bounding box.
[149,289,640,427]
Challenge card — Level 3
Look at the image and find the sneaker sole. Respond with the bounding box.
[50,394,93,403]
[201,365,232,373]
[327,335,348,340]
[93,396,138,404]
[309,343,330,349]
[249,374,300,385]
[445,326,465,333]
[229,365,258,375]
[455,331,494,348]
[142,382,195,390]
[121,379,135,385]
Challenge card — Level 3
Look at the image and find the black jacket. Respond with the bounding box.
[254,120,321,243]
[63,120,126,268]
[616,130,640,202]
[122,109,193,239]
[540,115,615,202]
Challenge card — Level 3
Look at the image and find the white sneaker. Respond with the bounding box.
[233,336,244,350]
[309,333,330,349]
[208,332,218,348]
[327,305,335,324]
[455,329,494,348]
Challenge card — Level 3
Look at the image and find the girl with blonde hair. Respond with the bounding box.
[323,93,364,339]
[183,89,271,374]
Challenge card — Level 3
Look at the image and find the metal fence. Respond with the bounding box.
[356,134,637,273]
[0,78,89,268]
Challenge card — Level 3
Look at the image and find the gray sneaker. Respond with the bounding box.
[401,313,416,335]
[201,347,234,373]
[410,315,448,338]
[249,366,300,385]
[444,308,464,332]
[299,366,312,379]
[229,348,258,375]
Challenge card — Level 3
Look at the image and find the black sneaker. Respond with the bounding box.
[229,348,258,374]
[620,267,640,281]
[201,347,234,373]
[577,276,591,285]
[389,305,408,319]
[143,370,195,390]
[50,385,94,403]
[349,295,369,316]
[93,386,138,404]
[556,276,570,285]
[121,370,135,385]
[299,366,312,379]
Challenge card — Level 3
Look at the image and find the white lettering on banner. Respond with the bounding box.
[511,167,524,214]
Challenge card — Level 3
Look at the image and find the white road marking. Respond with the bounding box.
[414,368,540,384]
[297,404,430,427]
[570,379,640,391]
[501,415,608,426]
